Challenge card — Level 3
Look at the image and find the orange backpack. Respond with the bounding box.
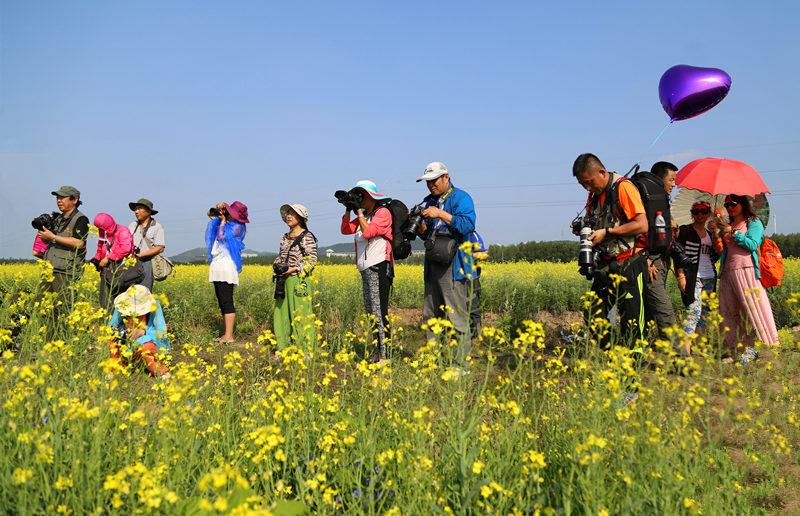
[745,217,783,288]
[758,237,783,288]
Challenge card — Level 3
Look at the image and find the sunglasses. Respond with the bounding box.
[690,208,710,215]
[724,201,739,208]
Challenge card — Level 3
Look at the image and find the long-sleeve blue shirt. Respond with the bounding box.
[419,185,477,281]
[109,302,170,353]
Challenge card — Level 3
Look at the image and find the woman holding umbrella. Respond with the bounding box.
[713,194,779,360]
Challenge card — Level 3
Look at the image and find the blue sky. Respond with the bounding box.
[2,1,799,258]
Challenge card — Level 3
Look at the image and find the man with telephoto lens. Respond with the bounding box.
[573,154,648,347]
[416,161,476,376]
[38,185,90,306]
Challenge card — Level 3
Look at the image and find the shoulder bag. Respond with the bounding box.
[139,222,174,281]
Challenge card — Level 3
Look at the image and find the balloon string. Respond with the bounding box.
[647,122,671,152]
[631,122,672,173]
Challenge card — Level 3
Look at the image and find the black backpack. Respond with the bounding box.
[626,165,673,255]
[378,199,413,260]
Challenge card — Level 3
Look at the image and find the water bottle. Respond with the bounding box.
[655,211,667,241]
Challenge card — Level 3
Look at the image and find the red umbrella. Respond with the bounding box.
[675,157,771,196]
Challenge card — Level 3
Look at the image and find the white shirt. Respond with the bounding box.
[208,241,239,285]
[129,220,166,252]
[697,233,715,279]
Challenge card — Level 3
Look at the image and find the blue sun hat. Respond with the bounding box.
[352,180,389,201]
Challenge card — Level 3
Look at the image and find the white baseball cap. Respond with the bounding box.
[416,162,448,182]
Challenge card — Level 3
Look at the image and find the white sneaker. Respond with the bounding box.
[447,366,471,378]
[157,373,172,381]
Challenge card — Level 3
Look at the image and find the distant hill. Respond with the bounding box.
[170,247,274,263]
[320,240,425,254]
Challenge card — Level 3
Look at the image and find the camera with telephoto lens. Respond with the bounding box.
[404,203,427,240]
[571,214,601,280]
[273,262,289,276]
[31,213,56,232]
[208,206,230,219]
[334,188,365,212]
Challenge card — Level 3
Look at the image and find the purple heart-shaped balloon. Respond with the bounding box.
[659,64,732,122]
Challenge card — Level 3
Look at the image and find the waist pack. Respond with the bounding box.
[425,234,457,265]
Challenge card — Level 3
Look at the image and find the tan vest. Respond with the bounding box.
[588,173,636,259]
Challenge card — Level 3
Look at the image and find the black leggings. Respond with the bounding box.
[213,281,236,315]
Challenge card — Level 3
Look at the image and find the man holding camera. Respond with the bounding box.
[573,154,648,346]
[38,186,89,299]
[128,198,166,291]
[416,162,477,374]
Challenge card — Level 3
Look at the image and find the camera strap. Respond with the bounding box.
[427,187,454,239]
[282,231,309,265]
[138,220,155,250]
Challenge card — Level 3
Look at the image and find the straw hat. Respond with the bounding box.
[113,285,157,316]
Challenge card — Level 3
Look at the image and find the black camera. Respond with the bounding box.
[208,207,230,219]
[404,203,426,239]
[272,262,289,299]
[113,326,127,342]
[670,240,692,270]
[88,258,103,271]
[571,214,601,279]
[31,213,56,232]
[334,189,365,212]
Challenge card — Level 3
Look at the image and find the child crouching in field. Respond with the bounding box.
[107,285,170,379]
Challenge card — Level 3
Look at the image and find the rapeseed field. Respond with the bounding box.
[0,260,798,514]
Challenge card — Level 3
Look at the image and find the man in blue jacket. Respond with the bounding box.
[417,162,477,375]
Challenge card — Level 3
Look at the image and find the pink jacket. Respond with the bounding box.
[93,213,134,261]
[341,207,393,263]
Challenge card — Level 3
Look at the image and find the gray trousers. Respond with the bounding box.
[643,256,677,338]
[423,258,472,365]
[140,260,155,292]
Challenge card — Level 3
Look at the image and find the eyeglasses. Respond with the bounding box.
[724,201,739,208]
[690,208,710,215]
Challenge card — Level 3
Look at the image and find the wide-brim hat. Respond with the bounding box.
[226,201,250,223]
[113,285,157,316]
[352,180,389,201]
[280,203,310,223]
[416,162,448,182]
[128,198,158,215]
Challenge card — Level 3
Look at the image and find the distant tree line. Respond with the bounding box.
[486,240,579,263]
[768,234,800,259]
[5,234,800,266]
